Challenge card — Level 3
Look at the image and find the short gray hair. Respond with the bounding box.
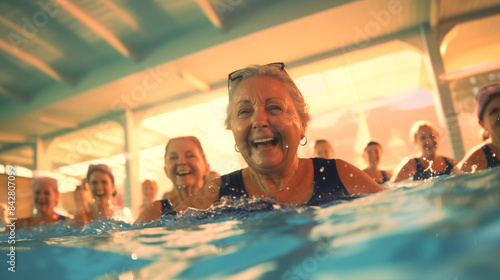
[225,64,311,130]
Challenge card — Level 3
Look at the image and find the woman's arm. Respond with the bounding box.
[391,159,416,183]
[336,159,385,194]
[175,178,222,212]
[134,200,163,223]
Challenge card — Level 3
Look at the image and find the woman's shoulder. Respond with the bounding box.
[457,143,488,173]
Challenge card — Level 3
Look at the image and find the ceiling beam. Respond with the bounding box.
[439,60,500,82]
[40,114,79,129]
[0,84,29,103]
[56,0,139,61]
[0,39,72,85]
[196,0,224,29]
[0,15,65,58]
[438,5,500,43]
[100,0,143,33]
[0,132,27,143]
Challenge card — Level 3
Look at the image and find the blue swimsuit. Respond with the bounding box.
[218,158,349,206]
[481,145,500,169]
[412,157,454,181]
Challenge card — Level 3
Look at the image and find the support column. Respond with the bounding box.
[121,109,141,216]
[33,136,52,172]
[420,25,465,160]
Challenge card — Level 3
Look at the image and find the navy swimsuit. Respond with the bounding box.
[160,199,174,216]
[481,145,500,169]
[412,157,454,181]
[378,171,390,184]
[218,158,349,206]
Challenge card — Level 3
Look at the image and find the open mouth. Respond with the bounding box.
[177,170,192,176]
[252,137,279,149]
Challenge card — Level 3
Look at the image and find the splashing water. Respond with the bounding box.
[1,167,500,279]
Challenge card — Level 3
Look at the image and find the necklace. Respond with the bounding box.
[254,161,300,197]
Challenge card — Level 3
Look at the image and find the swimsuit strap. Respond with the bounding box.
[160,199,174,216]
[219,169,249,199]
[378,170,389,184]
[306,158,348,206]
[482,145,500,169]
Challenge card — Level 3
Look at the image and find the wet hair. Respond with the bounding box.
[164,136,207,162]
[364,140,383,152]
[224,63,311,130]
[409,120,439,144]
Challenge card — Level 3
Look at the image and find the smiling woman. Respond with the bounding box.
[135,136,211,223]
[174,63,385,211]
[392,120,458,182]
[13,177,72,228]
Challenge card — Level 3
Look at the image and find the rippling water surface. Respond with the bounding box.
[1,167,500,280]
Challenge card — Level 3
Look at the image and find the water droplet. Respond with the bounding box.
[319,166,325,172]
[285,145,289,149]
[350,173,353,177]
[322,177,326,180]
[131,253,137,260]
[319,195,322,198]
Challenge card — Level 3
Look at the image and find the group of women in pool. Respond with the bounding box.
[4,63,499,228]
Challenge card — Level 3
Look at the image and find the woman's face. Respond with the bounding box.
[230,77,305,170]
[314,142,334,159]
[415,126,439,157]
[142,181,157,202]
[480,96,500,142]
[164,139,210,191]
[89,170,115,207]
[34,182,58,216]
[363,144,382,167]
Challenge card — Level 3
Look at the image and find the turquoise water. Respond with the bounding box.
[1,166,500,280]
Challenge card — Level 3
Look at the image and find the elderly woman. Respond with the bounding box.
[135,136,211,222]
[457,84,500,173]
[17,177,71,228]
[362,140,393,185]
[392,120,457,182]
[313,139,335,159]
[174,63,384,212]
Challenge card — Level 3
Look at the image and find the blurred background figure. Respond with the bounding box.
[392,120,457,182]
[362,140,393,185]
[72,178,93,226]
[135,136,211,223]
[313,139,335,159]
[74,164,131,226]
[457,84,500,173]
[17,177,72,228]
[140,179,158,213]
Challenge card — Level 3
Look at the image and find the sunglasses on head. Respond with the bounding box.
[227,62,286,91]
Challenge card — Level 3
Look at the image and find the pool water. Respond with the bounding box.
[1,166,500,280]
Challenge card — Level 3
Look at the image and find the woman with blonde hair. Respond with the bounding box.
[392,120,457,182]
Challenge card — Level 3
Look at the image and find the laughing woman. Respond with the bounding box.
[16,177,72,228]
[392,120,457,182]
[135,136,211,223]
[175,63,384,212]
[457,84,500,173]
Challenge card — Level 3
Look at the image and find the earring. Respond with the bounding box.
[300,136,308,146]
[234,144,240,152]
